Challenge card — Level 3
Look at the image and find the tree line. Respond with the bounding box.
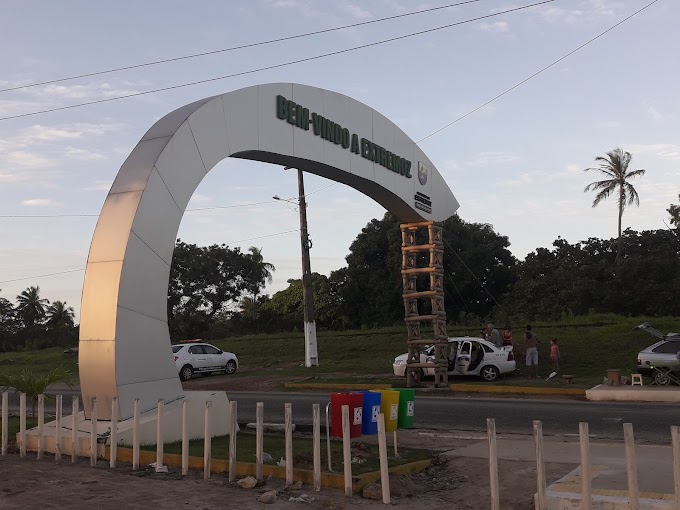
[1,148,678,349]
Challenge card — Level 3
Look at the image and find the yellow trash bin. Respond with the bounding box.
[373,389,400,432]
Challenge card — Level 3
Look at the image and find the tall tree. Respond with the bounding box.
[584,148,646,264]
[46,300,75,328]
[246,246,276,318]
[167,240,266,339]
[15,286,49,326]
[668,194,680,231]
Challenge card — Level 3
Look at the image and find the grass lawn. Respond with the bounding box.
[1,313,678,389]
[209,314,679,387]
[138,430,431,475]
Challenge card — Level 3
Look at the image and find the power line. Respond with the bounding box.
[0,0,554,122]
[417,0,661,143]
[0,0,487,95]
[0,183,336,218]
[0,268,84,285]
[0,229,301,286]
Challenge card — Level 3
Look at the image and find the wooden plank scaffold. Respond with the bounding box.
[400,221,448,388]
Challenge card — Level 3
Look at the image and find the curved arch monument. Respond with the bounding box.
[80,83,459,420]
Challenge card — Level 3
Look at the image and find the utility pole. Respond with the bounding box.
[296,168,318,367]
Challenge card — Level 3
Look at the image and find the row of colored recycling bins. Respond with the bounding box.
[329,389,415,438]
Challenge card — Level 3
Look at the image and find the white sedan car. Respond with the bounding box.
[393,336,515,382]
[173,341,239,381]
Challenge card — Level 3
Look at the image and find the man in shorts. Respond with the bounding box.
[524,325,540,378]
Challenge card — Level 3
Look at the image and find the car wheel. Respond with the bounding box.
[653,370,671,386]
[481,365,500,382]
[179,365,194,381]
[224,360,237,375]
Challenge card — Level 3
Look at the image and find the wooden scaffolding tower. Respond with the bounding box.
[401,221,448,388]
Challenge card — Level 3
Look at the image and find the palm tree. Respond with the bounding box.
[15,286,49,326]
[247,247,275,319]
[46,300,75,328]
[584,148,646,264]
[0,367,73,425]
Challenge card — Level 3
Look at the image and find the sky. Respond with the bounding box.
[0,0,677,321]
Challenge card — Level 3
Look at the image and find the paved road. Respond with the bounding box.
[225,392,680,443]
[5,389,679,443]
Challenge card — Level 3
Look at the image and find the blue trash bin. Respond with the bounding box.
[361,390,382,435]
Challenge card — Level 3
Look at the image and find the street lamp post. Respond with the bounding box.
[274,168,318,367]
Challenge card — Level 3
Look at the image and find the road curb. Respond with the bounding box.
[450,384,586,396]
[283,382,586,397]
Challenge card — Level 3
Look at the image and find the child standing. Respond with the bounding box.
[550,339,560,373]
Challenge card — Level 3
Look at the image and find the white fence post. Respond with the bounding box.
[203,401,211,480]
[71,396,79,463]
[181,400,188,476]
[89,397,97,467]
[19,393,26,458]
[55,394,62,462]
[132,398,140,470]
[110,397,118,469]
[487,418,500,510]
[229,401,237,482]
[156,399,164,471]
[1,391,8,456]
[285,402,293,486]
[671,426,680,509]
[37,394,45,460]
[533,420,546,510]
[623,423,639,510]
[313,404,321,492]
[579,422,592,510]
[256,402,263,482]
[377,413,391,504]
[342,404,352,497]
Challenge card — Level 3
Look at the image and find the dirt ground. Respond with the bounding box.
[0,429,575,510]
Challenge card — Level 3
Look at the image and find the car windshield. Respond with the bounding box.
[172,345,182,353]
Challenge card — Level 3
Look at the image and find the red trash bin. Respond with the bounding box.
[330,392,364,438]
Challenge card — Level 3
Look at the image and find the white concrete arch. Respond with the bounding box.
[79,83,459,420]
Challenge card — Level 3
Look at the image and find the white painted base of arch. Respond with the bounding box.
[20,391,232,457]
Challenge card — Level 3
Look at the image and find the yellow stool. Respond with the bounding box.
[631,374,643,386]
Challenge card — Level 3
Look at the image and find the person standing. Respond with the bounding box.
[550,339,560,373]
[502,325,513,347]
[487,323,502,348]
[524,325,540,378]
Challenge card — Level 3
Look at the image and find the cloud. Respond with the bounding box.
[466,151,520,167]
[479,21,509,33]
[497,172,532,187]
[642,99,667,121]
[628,143,680,161]
[596,120,622,129]
[20,198,60,207]
[64,147,106,161]
[7,150,54,168]
[343,4,372,19]
[536,0,621,25]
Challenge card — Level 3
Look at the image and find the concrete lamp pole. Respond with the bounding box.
[274,167,318,367]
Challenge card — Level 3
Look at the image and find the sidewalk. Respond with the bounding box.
[443,434,677,509]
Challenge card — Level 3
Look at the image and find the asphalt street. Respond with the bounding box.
[6,389,678,443]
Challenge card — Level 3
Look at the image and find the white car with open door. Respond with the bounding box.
[393,336,516,382]
[173,340,239,381]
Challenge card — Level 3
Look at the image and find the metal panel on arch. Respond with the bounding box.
[79,83,460,420]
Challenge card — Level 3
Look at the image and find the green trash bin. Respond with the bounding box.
[397,388,415,428]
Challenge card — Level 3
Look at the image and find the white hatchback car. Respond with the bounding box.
[393,336,516,382]
[172,341,239,381]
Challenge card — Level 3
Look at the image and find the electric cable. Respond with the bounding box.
[417,0,661,142]
[0,0,554,122]
[0,228,300,285]
[0,0,488,95]
[0,183,336,218]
